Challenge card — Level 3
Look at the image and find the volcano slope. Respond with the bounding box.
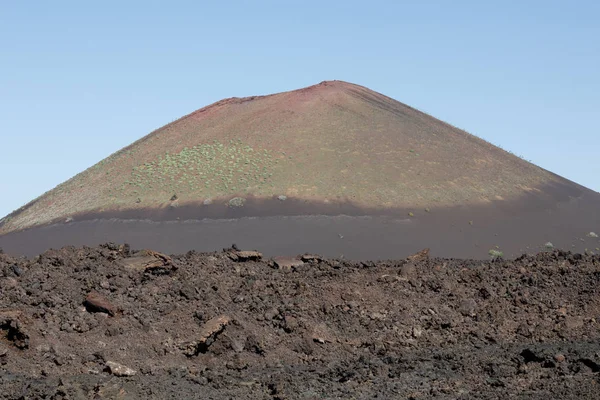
[1,245,600,399]
[1,80,599,258]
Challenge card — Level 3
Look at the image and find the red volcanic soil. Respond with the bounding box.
[1,245,600,398]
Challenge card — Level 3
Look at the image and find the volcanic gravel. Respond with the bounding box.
[1,244,599,399]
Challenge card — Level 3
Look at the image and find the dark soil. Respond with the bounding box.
[1,244,600,399]
[2,181,600,260]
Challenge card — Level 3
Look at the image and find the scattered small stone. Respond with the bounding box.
[588,232,598,238]
[244,334,265,355]
[544,242,554,250]
[277,195,287,201]
[106,361,136,377]
[36,344,51,354]
[311,323,336,344]
[2,277,18,288]
[203,198,213,205]
[228,197,246,208]
[407,248,430,263]
[229,250,262,262]
[516,324,533,338]
[458,299,477,317]
[119,243,131,256]
[11,264,23,277]
[226,355,249,371]
[120,250,175,274]
[399,264,416,279]
[199,315,231,340]
[346,301,359,309]
[264,308,279,320]
[231,338,245,353]
[369,312,386,320]
[412,326,423,338]
[564,316,584,330]
[273,257,304,271]
[554,354,566,363]
[0,310,29,349]
[378,274,399,283]
[301,254,323,263]
[181,315,231,356]
[84,292,116,316]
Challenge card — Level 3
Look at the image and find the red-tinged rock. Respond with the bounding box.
[84,291,116,316]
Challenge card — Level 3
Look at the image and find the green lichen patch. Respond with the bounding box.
[119,140,281,200]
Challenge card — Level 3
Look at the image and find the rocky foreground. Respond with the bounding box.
[1,244,599,399]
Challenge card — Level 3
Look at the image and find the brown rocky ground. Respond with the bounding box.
[1,244,600,399]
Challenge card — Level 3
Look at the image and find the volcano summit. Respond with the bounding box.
[1,81,599,258]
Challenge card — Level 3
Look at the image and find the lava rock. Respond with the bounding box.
[84,292,116,316]
[106,361,136,377]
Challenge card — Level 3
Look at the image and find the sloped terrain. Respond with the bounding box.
[2,80,599,260]
[0,80,570,234]
[1,183,599,260]
[1,244,600,399]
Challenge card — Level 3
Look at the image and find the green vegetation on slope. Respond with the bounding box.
[119,139,282,200]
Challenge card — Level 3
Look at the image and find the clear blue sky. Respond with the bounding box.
[1,1,598,218]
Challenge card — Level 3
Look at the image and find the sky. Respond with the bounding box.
[1,1,598,218]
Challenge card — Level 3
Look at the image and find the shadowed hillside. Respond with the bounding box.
[0,81,565,233]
